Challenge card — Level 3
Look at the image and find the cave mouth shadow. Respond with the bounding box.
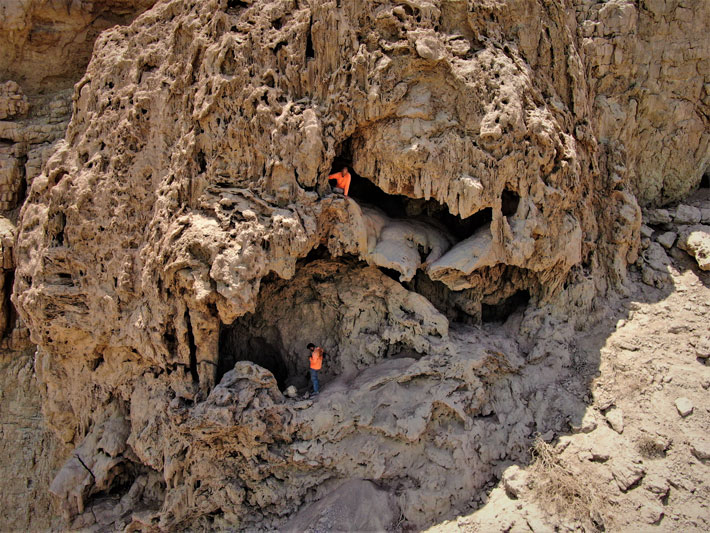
[482,290,530,323]
[329,157,492,242]
[217,324,290,391]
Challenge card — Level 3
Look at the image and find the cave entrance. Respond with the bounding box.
[482,290,530,323]
[700,171,709,189]
[329,157,492,241]
[348,173,492,241]
[218,324,289,390]
[501,188,520,217]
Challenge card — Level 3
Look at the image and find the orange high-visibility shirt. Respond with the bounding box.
[328,169,351,196]
[309,347,323,370]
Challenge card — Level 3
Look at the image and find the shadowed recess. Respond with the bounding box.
[218,323,289,389]
[482,290,530,323]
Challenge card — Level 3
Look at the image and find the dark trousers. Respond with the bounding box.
[310,368,319,394]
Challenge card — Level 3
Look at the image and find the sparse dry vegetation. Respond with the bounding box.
[528,437,609,531]
[637,434,668,459]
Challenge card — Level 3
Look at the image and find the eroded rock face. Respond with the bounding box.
[578,0,710,205]
[6,0,707,530]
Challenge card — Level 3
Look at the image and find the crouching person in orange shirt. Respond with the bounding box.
[328,167,351,196]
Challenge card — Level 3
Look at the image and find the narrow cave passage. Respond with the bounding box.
[218,323,290,390]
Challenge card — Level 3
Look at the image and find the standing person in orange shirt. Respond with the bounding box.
[328,167,351,196]
[307,343,324,395]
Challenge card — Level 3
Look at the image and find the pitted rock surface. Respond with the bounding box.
[1,0,709,531]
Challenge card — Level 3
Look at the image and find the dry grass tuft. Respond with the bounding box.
[528,437,609,531]
[637,434,667,459]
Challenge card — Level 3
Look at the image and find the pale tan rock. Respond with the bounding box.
[2,0,709,530]
[605,407,624,434]
[645,208,672,225]
[611,459,646,492]
[571,410,598,434]
[674,397,694,417]
[690,440,710,461]
[677,225,710,270]
[502,464,528,499]
[656,231,677,249]
[674,205,702,225]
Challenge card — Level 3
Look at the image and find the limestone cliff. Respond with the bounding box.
[1,0,708,530]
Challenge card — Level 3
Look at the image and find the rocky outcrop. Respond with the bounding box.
[2,0,708,530]
[0,1,159,531]
[577,0,710,205]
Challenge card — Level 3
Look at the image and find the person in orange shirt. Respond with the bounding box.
[328,167,351,196]
[307,343,324,395]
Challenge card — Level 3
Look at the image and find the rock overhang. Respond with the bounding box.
[9,0,651,529]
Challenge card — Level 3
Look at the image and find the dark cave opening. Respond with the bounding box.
[305,17,315,59]
[329,157,492,241]
[297,244,331,266]
[700,172,709,189]
[482,290,530,323]
[226,0,249,11]
[218,323,289,390]
[1,269,16,338]
[349,173,492,241]
[501,188,520,217]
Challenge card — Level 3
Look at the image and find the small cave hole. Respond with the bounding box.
[379,267,402,282]
[272,17,283,30]
[700,172,709,188]
[197,150,207,173]
[227,0,248,11]
[218,324,289,390]
[90,353,104,371]
[1,270,16,338]
[297,245,331,266]
[16,175,27,206]
[49,212,66,247]
[501,188,520,217]
[482,290,530,323]
[305,24,315,60]
[163,327,177,356]
[221,48,238,76]
[185,310,199,384]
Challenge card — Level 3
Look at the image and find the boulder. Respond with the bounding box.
[674,397,694,417]
[677,225,710,271]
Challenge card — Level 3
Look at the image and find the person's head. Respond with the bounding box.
[342,166,348,173]
[307,343,315,350]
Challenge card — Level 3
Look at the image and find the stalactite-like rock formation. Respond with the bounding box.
[2,0,708,530]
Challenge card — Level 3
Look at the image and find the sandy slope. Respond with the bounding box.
[430,219,710,532]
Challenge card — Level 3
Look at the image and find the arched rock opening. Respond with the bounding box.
[218,324,290,390]
[482,290,530,323]
[330,143,492,243]
[501,188,520,217]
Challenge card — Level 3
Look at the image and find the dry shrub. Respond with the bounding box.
[528,437,609,531]
[637,435,667,459]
